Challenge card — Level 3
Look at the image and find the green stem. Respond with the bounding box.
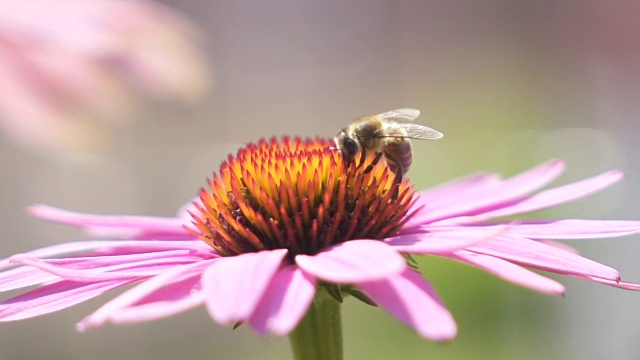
[289,287,343,360]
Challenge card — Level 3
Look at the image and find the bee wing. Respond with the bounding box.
[376,108,443,139]
[377,108,421,122]
[402,123,444,139]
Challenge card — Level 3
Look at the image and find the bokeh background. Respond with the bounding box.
[2,1,640,359]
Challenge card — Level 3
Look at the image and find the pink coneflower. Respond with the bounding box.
[1,137,639,358]
[0,0,211,152]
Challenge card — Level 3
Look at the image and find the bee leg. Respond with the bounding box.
[363,152,384,174]
[383,151,404,199]
[356,149,368,170]
[342,151,359,171]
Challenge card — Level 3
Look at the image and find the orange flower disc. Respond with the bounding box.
[188,137,416,257]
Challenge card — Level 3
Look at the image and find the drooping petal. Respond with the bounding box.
[0,250,199,291]
[0,280,133,321]
[91,240,212,255]
[28,205,189,238]
[465,170,625,221]
[104,277,205,325]
[21,248,214,269]
[78,260,215,330]
[176,197,201,223]
[468,236,620,281]
[0,239,211,269]
[487,159,565,197]
[538,240,580,254]
[0,240,114,269]
[0,266,58,292]
[508,220,640,239]
[407,160,566,226]
[359,268,457,342]
[295,240,406,283]
[422,220,640,240]
[405,173,501,229]
[574,276,640,290]
[447,251,565,295]
[0,248,214,291]
[387,226,508,254]
[202,249,287,325]
[9,250,207,282]
[413,172,501,206]
[249,266,316,335]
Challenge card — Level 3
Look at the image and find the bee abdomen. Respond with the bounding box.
[384,139,412,175]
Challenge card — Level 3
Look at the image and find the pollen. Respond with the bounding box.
[187,137,416,257]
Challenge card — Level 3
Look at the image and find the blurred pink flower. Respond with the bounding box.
[0,0,211,152]
[1,138,639,342]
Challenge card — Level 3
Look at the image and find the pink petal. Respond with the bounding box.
[0,266,58,292]
[295,240,406,283]
[539,240,580,254]
[359,268,457,342]
[466,170,625,221]
[1,239,211,269]
[176,197,201,223]
[468,236,620,281]
[78,260,215,330]
[405,173,502,229]
[28,205,188,238]
[387,226,508,254]
[112,232,196,241]
[0,280,133,321]
[447,251,565,295]
[0,240,114,269]
[407,160,565,226]
[202,249,287,325]
[489,159,565,195]
[575,276,640,290]
[106,277,205,325]
[249,266,316,335]
[91,240,212,255]
[25,249,213,269]
[413,172,501,206]
[9,251,207,282]
[509,220,640,239]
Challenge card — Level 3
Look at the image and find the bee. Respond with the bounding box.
[334,108,443,186]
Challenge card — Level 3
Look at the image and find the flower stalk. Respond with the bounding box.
[289,287,343,360]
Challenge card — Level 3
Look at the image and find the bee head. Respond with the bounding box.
[334,129,360,163]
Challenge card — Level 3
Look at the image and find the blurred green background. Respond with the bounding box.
[1,1,640,359]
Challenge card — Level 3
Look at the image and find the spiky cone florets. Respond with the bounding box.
[188,137,416,258]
